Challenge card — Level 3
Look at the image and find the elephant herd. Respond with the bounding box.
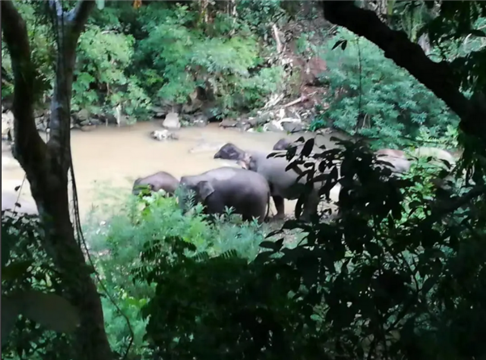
[133,137,459,224]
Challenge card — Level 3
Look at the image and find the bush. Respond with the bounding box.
[84,189,270,358]
[319,28,460,149]
[74,25,152,119]
[1,211,74,360]
[131,138,486,360]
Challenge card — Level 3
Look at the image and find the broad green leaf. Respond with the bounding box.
[19,291,80,333]
[2,260,33,282]
[95,0,105,10]
[2,296,20,346]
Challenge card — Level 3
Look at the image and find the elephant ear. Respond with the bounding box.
[196,181,215,201]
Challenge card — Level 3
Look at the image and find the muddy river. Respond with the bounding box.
[2,121,341,222]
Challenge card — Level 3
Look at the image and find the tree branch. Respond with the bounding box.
[321,1,486,142]
[1,1,47,172]
[428,185,486,224]
[46,0,95,170]
[67,0,97,36]
[49,0,64,18]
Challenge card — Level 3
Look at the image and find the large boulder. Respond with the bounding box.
[162,112,181,129]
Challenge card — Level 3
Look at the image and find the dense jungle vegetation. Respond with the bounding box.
[2,1,486,360]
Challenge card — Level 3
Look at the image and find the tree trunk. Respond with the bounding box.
[1,2,113,360]
[321,1,486,144]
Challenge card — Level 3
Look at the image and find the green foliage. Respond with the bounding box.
[1,2,55,105]
[320,28,460,148]
[134,3,285,115]
[237,0,287,37]
[84,189,269,358]
[131,137,486,359]
[1,211,75,360]
[74,25,151,118]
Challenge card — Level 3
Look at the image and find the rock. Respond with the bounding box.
[162,112,181,129]
[182,98,203,114]
[193,113,209,127]
[2,111,14,140]
[265,120,284,132]
[152,129,179,141]
[33,109,46,118]
[284,108,301,120]
[80,125,97,132]
[248,112,272,127]
[35,116,49,132]
[281,119,304,133]
[237,122,252,132]
[151,106,170,118]
[94,113,117,125]
[213,143,246,161]
[75,109,90,122]
[202,106,222,122]
[90,118,103,126]
[2,142,12,153]
[219,119,238,128]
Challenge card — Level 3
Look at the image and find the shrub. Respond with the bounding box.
[84,189,269,358]
[1,211,74,360]
[134,138,486,359]
[320,28,460,149]
[74,25,151,119]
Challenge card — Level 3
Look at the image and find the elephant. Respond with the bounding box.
[240,151,322,221]
[374,149,411,175]
[273,138,293,151]
[132,171,180,196]
[179,166,271,223]
[411,147,456,170]
[213,142,247,161]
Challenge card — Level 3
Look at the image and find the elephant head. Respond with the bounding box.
[132,178,152,196]
[273,138,292,151]
[214,142,247,161]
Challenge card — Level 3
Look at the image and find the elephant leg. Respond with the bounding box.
[301,190,320,222]
[272,195,285,220]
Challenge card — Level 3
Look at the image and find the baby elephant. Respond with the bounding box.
[132,171,180,196]
[375,149,411,175]
[180,167,271,223]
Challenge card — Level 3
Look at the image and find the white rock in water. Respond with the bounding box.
[162,112,181,129]
[2,111,14,136]
[152,129,179,141]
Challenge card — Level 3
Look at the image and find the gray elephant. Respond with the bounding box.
[132,171,180,196]
[273,138,293,151]
[179,167,270,223]
[213,142,247,161]
[241,151,321,221]
[374,149,411,175]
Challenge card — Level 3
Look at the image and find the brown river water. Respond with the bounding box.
[2,121,342,222]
